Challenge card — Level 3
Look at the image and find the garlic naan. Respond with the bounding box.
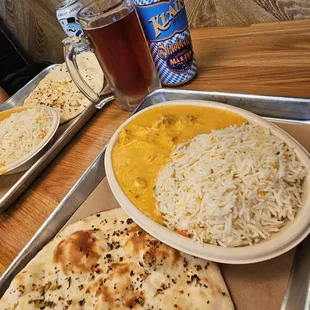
[0,208,233,310]
[24,52,103,124]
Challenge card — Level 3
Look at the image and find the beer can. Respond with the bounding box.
[56,0,84,38]
[134,0,197,86]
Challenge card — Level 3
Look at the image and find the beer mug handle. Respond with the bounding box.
[62,36,114,109]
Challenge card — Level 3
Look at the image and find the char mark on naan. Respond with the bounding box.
[0,208,233,310]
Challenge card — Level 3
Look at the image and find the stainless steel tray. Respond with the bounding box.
[0,89,309,309]
[138,88,310,123]
[0,65,113,211]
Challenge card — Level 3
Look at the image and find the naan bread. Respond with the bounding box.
[0,208,234,310]
[24,52,103,124]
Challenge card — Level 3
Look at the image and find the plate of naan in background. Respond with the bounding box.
[24,51,103,124]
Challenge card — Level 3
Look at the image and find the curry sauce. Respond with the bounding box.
[112,106,246,222]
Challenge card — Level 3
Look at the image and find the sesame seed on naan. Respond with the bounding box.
[24,52,103,124]
[0,208,234,310]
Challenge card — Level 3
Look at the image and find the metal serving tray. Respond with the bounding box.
[0,65,113,211]
[140,88,310,123]
[0,89,309,309]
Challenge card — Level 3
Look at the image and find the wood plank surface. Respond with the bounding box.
[0,19,310,282]
[184,20,310,98]
[0,0,310,62]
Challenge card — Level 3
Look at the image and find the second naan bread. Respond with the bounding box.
[24,51,103,124]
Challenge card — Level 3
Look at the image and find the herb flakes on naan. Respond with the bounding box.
[0,208,233,310]
[24,52,103,124]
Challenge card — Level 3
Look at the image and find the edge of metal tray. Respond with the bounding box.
[0,65,114,211]
[0,147,107,296]
[0,89,309,309]
[0,65,57,112]
[137,88,310,124]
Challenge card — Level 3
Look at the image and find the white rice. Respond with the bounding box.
[154,123,307,247]
[0,107,54,168]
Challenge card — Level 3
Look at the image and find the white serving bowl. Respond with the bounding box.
[105,100,310,264]
[0,106,60,175]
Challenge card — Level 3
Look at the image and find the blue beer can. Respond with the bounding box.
[134,0,197,86]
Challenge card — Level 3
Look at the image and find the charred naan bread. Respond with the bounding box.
[24,51,103,124]
[0,208,233,310]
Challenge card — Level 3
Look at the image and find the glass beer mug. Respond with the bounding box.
[63,0,161,111]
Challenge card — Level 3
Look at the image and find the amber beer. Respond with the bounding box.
[84,8,158,101]
[64,0,160,111]
[65,0,160,110]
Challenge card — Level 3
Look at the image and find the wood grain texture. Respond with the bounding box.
[184,20,310,97]
[1,0,30,55]
[254,0,310,21]
[0,0,65,63]
[0,0,310,62]
[214,0,278,26]
[185,0,310,28]
[185,0,217,28]
[28,3,65,62]
[0,19,310,274]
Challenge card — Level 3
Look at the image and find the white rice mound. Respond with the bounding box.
[0,107,54,168]
[155,123,307,247]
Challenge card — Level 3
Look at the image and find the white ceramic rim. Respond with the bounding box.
[105,100,310,264]
[0,106,60,175]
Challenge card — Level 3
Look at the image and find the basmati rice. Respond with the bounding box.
[0,107,54,168]
[155,123,307,247]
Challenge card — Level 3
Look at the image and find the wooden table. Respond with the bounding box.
[0,19,310,275]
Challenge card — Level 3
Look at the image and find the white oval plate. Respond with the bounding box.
[105,100,310,264]
[0,106,60,175]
